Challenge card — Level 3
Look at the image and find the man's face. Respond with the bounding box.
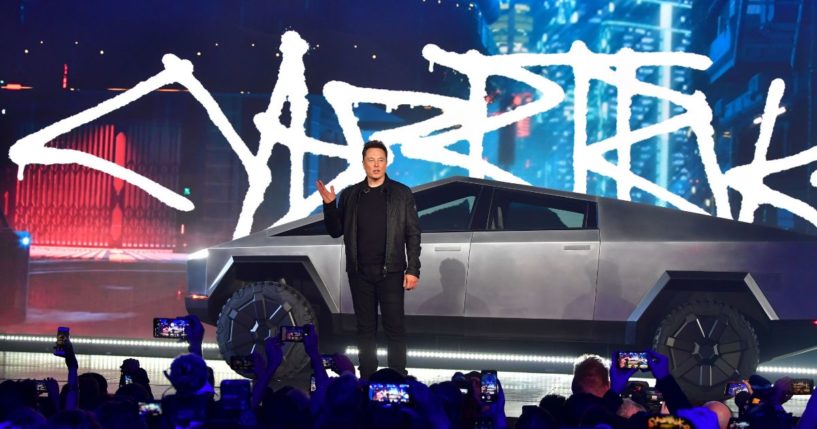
[362,147,388,182]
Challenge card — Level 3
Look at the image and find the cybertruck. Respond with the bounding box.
[186,176,817,399]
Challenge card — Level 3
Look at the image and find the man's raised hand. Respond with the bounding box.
[316,180,336,204]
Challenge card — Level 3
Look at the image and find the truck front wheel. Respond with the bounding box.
[216,281,317,379]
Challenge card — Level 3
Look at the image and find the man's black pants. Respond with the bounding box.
[349,267,406,378]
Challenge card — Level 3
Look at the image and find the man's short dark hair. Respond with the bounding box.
[571,354,609,394]
[362,140,388,159]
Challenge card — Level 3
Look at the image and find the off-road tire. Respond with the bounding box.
[653,300,759,402]
[216,281,317,379]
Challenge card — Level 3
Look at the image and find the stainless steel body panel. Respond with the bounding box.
[407,232,472,316]
[596,240,817,321]
[465,229,599,319]
[204,235,344,313]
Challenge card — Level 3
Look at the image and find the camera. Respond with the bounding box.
[615,351,650,371]
[153,317,189,339]
[368,383,411,404]
[35,380,48,394]
[138,402,162,417]
[53,327,69,356]
[229,355,254,372]
[279,325,306,342]
[480,370,498,403]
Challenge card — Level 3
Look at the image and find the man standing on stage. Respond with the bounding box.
[316,140,421,378]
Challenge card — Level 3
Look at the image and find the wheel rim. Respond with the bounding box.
[223,289,298,359]
[662,312,748,388]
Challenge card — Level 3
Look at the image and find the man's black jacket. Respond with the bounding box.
[323,175,421,277]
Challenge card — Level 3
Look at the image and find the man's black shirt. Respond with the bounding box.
[356,184,387,268]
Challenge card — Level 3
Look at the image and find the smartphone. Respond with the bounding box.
[54,327,69,356]
[280,325,306,342]
[480,370,498,403]
[35,380,48,394]
[138,401,162,417]
[615,351,650,371]
[321,354,335,370]
[368,383,411,404]
[220,379,251,411]
[123,374,133,385]
[724,381,749,398]
[310,374,317,393]
[229,355,255,372]
[153,317,189,339]
[792,378,814,395]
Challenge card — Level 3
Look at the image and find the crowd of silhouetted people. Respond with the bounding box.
[2,315,817,428]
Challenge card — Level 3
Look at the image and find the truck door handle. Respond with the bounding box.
[434,246,461,252]
[563,244,591,251]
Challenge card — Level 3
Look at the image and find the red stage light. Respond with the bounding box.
[2,83,32,90]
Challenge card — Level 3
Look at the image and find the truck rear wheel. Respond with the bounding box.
[216,281,317,379]
[653,300,759,402]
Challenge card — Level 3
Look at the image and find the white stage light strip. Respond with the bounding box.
[0,334,219,350]
[345,347,607,366]
[758,366,817,375]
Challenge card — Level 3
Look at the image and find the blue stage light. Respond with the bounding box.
[17,232,31,247]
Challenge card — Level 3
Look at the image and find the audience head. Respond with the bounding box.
[314,373,364,428]
[1,406,47,429]
[76,374,104,411]
[165,353,209,395]
[516,405,556,429]
[703,400,732,429]
[538,394,566,426]
[572,354,610,397]
[369,367,406,384]
[0,380,37,419]
[677,406,719,429]
[324,372,364,415]
[82,373,108,396]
